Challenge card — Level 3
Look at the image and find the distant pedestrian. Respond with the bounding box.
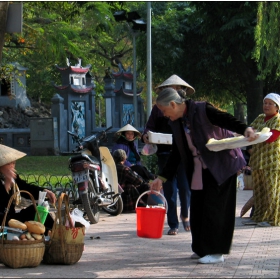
[142,74,193,235]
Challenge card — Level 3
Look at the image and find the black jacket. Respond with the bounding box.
[0,175,43,225]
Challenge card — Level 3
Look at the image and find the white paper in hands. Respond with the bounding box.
[206,127,272,152]
[38,191,47,206]
[147,131,172,144]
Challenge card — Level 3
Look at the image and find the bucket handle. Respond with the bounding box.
[135,190,168,214]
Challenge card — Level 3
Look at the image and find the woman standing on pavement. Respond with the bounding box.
[142,75,192,235]
[149,87,258,264]
[245,93,280,227]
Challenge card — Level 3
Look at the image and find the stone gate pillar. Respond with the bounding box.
[51,93,66,152]
[103,76,116,128]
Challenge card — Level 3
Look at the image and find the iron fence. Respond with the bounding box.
[19,174,78,201]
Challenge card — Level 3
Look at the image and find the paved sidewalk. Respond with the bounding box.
[1,189,280,278]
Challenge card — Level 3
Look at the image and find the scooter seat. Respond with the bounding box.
[70,154,100,165]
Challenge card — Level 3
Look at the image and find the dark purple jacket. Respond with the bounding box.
[160,100,247,185]
[141,105,173,155]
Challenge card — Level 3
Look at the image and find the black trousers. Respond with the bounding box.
[130,165,155,181]
[190,169,237,257]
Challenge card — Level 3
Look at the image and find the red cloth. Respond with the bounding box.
[264,114,280,143]
[266,129,280,143]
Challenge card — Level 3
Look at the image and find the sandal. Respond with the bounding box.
[167,228,178,235]
[257,221,271,227]
[242,219,257,225]
[181,215,191,231]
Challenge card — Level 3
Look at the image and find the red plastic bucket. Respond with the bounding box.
[135,191,167,239]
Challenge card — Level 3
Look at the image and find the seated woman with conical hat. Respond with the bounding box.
[112,124,155,182]
[0,144,56,235]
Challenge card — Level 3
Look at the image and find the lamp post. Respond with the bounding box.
[132,30,138,128]
[146,2,152,117]
[113,11,146,128]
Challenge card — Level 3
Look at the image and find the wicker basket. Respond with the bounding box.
[0,190,45,268]
[243,174,253,190]
[43,242,84,265]
[43,193,84,265]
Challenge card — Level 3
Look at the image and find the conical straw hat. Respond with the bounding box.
[156,74,195,95]
[115,124,141,139]
[0,144,26,167]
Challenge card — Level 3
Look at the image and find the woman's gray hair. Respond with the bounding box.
[113,149,127,163]
[156,88,186,107]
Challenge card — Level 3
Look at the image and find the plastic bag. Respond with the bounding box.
[141,144,158,156]
[70,208,90,229]
[237,173,244,190]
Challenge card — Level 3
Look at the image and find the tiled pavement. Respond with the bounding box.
[1,189,280,278]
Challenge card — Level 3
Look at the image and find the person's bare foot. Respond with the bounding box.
[167,228,178,235]
[180,215,190,231]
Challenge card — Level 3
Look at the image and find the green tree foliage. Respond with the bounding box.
[137,2,267,123]
[188,2,280,123]
[3,1,280,126]
[2,1,132,104]
[187,2,258,109]
[0,2,9,64]
[254,2,280,80]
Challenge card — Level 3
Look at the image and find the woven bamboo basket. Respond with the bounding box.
[43,193,84,265]
[243,173,253,190]
[43,242,84,265]
[0,190,45,268]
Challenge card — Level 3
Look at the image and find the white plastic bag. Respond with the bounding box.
[237,173,244,190]
[70,208,90,229]
[141,144,158,156]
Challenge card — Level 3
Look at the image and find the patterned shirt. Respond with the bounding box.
[250,113,280,170]
[115,163,143,187]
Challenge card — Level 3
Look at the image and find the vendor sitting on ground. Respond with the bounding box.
[113,149,149,213]
[0,144,56,235]
[112,124,155,182]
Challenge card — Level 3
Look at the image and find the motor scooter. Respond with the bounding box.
[67,126,123,224]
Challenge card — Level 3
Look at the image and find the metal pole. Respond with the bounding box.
[132,32,138,128]
[98,99,101,127]
[146,1,152,118]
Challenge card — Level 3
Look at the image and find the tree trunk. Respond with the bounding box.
[0,2,9,65]
[234,102,245,123]
[246,78,263,125]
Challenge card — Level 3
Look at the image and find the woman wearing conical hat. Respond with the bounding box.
[155,74,195,95]
[112,124,155,182]
[0,144,56,234]
[141,74,194,235]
